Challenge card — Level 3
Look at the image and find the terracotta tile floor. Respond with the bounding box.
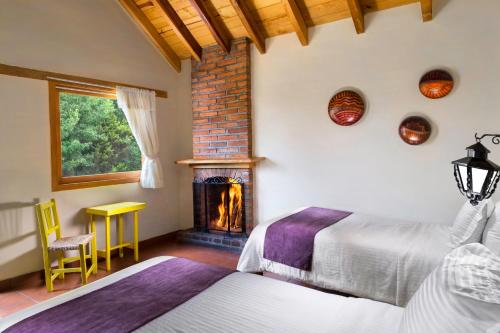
[0,240,329,318]
[0,240,241,318]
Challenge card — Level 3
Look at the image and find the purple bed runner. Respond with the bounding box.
[5,258,234,333]
[263,207,352,271]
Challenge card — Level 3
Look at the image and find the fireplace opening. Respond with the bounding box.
[193,176,245,234]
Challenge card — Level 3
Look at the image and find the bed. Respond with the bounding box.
[0,256,403,333]
[237,207,452,306]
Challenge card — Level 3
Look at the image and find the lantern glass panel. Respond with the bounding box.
[472,167,488,194]
[487,170,499,193]
[458,165,468,190]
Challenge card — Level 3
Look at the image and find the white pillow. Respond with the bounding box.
[400,243,500,333]
[449,199,494,248]
[483,202,500,257]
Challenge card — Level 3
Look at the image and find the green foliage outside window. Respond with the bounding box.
[60,93,141,177]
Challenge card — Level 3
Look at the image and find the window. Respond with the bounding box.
[49,81,141,191]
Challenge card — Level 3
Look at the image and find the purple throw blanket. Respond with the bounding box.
[6,258,234,333]
[264,207,352,271]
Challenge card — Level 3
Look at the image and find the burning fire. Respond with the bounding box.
[216,191,226,227]
[215,180,243,230]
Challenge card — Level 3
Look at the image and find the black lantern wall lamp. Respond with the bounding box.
[452,133,500,205]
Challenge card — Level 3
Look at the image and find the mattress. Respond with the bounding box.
[1,256,403,333]
[237,207,452,306]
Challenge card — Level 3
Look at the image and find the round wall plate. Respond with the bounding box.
[328,90,365,126]
[399,116,432,145]
[419,70,454,99]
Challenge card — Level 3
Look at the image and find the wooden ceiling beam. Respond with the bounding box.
[117,0,181,72]
[189,0,231,54]
[283,0,308,46]
[346,0,364,34]
[152,0,202,61]
[420,0,432,22]
[229,0,266,54]
[138,1,154,9]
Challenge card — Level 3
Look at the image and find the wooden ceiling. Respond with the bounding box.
[118,0,432,72]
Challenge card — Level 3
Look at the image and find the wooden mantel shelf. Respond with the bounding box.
[175,157,265,169]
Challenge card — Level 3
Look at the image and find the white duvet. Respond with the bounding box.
[237,207,452,306]
[1,257,403,333]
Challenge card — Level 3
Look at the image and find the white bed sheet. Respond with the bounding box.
[1,256,403,333]
[237,207,452,306]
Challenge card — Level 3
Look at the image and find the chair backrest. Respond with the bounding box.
[35,199,61,250]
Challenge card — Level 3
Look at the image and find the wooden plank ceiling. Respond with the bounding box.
[120,0,431,72]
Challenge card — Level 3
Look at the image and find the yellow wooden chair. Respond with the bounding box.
[35,199,97,292]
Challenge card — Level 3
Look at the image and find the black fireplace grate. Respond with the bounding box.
[193,176,245,234]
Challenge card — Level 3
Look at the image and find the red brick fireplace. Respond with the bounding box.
[177,38,263,250]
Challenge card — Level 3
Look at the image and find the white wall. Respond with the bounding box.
[252,0,500,225]
[0,0,192,280]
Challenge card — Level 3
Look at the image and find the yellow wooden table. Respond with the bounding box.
[86,202,146,271]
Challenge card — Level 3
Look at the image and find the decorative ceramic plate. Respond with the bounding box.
[419,70,454,99]
[399,116,432,145]
[328,90,365,126]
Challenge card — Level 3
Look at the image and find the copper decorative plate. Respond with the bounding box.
[419,70,454,99]
[328,90,365,126]
[399,116,432,145]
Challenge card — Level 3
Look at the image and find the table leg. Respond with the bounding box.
[133,211,139,262]
[90,215,97,274]
[105,216,111,271]
[118,214,124,258]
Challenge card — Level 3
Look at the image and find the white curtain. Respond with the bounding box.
[116,86,164,188]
